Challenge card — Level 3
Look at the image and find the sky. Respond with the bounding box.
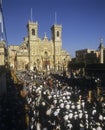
[2,0,105,57]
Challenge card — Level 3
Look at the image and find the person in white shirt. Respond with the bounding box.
[36,119,41,130]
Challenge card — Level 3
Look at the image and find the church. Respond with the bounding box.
[8,21,71,72]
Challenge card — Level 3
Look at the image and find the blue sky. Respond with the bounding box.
[2,0,105,57]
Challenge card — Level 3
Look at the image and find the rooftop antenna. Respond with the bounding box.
[54,12,57,24]
[31,8,33,22]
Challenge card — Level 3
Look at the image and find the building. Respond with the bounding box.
[0,40,6,66]
[98,38,105,64]
[75,39,105,65]
[8,21,71,72]
[76,49,99,64]
[0,40,7,96]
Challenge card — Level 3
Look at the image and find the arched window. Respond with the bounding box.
[57,31,59,37]
[32,29,35,35]
[44,51,48,57]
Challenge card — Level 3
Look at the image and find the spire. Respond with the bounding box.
[100,37,103,44]
[30,8,33,22]
[44,32,47,38]
[54,12,57,24]
[43,32,48,41]
[99,37,104,49]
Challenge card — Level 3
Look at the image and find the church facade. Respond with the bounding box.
[8,21,71,72]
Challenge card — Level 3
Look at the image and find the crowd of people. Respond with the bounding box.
[19,70,105,130]
[0,70,105,130]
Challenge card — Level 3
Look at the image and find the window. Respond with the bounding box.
[32,29,35,35]
[57,31,59,37]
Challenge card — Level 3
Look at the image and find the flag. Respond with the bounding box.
[0,10,3,33]
[0,0,3,39]
[0,0,2,6]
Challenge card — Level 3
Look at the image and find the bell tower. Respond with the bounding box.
[27,21,39,70]
[51,24,62,70]
[99,38,104,64]
[27,21,38,41]
[51,24,62,43]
